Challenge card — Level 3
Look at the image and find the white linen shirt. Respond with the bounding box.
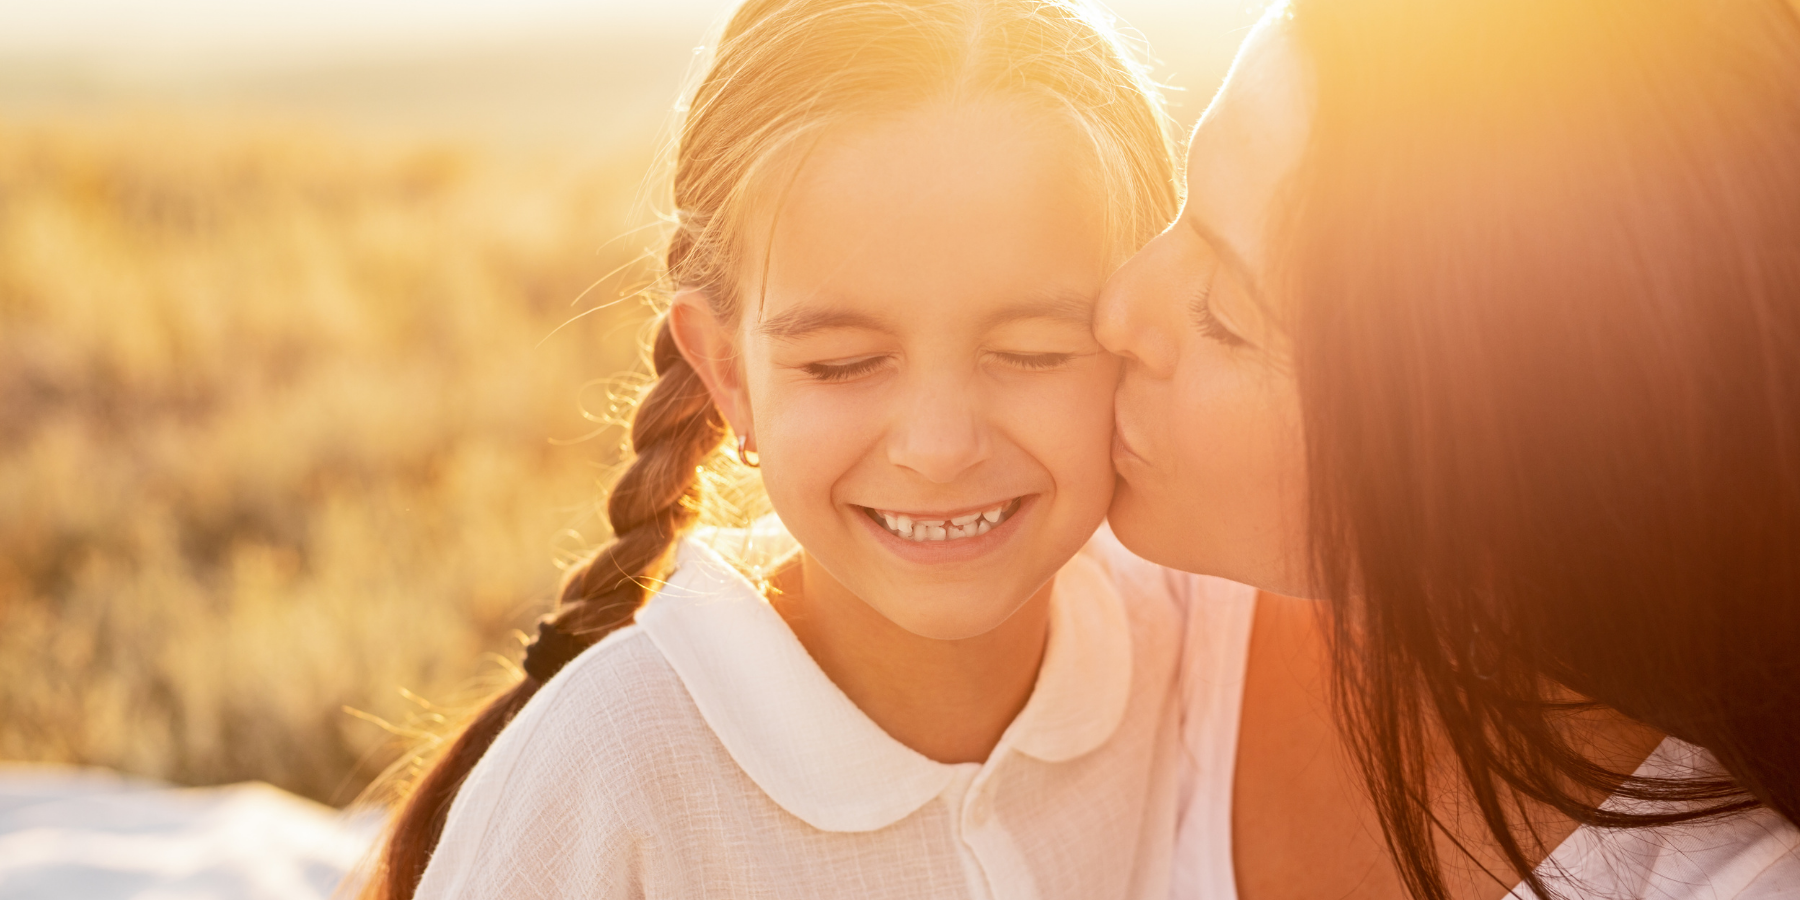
[416,527,1219,900]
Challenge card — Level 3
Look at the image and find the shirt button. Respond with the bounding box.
[967,794,993,828]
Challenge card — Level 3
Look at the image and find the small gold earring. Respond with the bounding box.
[736,434,761,468]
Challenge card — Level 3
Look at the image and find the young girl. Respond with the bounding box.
[365,1,1243,897]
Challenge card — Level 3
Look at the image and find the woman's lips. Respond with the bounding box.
[1112,420,1150,470]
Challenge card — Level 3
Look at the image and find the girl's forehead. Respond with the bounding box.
[739,99,1112,332]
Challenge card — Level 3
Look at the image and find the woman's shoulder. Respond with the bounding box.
[1739,831,1800,899]
[1533,805,1800,900]
[1531,739,1800,900]
[1641,801,1800,899]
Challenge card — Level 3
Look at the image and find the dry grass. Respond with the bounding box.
[0,112,666,806]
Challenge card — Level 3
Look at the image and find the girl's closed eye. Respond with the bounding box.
[990,350,1080,371]
[801,355,892,382]
[797,349,1089,381]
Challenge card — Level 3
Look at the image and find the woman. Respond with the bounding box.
[1099,1,1800,898]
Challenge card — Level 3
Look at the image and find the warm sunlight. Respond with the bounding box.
[6,1,1795,898]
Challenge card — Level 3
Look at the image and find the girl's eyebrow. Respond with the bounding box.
[758,291,1096,342]
[757,307,890,341]
[981,291,1097,329]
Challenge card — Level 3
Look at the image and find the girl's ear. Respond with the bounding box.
[668,289,755,442]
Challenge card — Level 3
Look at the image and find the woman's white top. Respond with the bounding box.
[415,527,1246,900]
[1171,589,1800,900]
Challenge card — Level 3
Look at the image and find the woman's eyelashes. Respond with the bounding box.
[1188,270,1250,349]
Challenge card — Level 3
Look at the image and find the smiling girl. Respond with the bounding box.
[357,1,1227,898]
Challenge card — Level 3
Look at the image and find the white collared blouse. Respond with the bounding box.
[416,526,1239,900]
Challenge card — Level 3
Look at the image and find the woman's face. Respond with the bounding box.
[677,99,1120,640]
[1095,17,1318,597]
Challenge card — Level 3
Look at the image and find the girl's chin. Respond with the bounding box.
[868,596,1034,642]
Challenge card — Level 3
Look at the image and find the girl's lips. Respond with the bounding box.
[866,499,1016,522]
[856,494,1037,564]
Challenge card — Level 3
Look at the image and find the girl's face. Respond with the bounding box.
[677,99,1119,640]
[1095,17,1316,598]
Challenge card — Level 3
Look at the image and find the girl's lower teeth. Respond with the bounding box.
[873,502,1015,542]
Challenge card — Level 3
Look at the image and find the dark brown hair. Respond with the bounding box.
[359,1,1175,895]
[1279,0,1800,897]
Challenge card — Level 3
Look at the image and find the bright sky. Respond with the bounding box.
[0,0,1244,64]
[0,0,688,60]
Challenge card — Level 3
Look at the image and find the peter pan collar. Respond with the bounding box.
[636,532,1135,833]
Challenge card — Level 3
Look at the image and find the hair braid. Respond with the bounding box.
[365,318,725,900]
[549,322,726,639]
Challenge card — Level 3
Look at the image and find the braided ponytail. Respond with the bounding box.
[365,322,724,899]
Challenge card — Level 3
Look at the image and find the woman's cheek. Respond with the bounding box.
[1168,345,1308,578]
[1170,350,1249,486]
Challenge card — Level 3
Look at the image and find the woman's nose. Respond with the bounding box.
[1095,237,1181,379]
[888,383,992,484]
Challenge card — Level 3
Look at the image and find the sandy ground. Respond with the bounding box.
[0,766,378,900]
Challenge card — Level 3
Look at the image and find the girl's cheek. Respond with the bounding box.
[755,382,889,493]
[996,361,1120,482]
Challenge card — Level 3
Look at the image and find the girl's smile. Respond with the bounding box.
[861,496,1021,541]
[853,495,1031,564]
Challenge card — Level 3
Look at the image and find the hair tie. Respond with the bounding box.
[522,619,585,683]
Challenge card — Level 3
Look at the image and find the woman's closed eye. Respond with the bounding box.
[1189,269,1250,349]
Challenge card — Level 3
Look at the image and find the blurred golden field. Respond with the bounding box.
[0,110,664,806]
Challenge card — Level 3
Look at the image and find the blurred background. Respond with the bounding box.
[0,0,1267,819]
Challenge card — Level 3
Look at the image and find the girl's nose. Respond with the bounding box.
[888,384,992,484]
[1095,236,1181,379]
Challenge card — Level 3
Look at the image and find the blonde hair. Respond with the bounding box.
[367,1,1175,895]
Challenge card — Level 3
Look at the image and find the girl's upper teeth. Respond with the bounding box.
[875,501,1012,541]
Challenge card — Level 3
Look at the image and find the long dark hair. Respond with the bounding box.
[358,1,1175,896]
[1280,0,1800,897]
